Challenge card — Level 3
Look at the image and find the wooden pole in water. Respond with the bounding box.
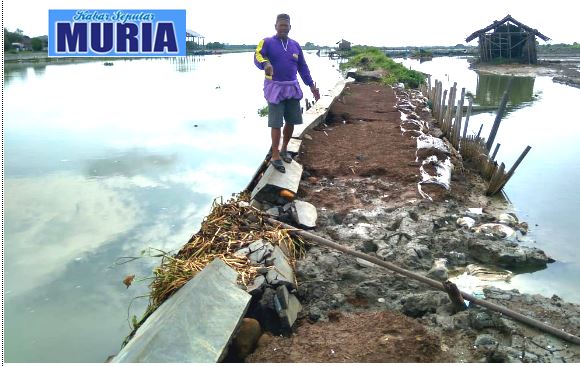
[440,89,448,124]
[433,80,441,119]
[491,143,501,160]
[486,77,514,151]
[491,146,531,194]
[486,162,506,195]
[462,97,473,139]
[504,145,531,179]
[453,88,466,148]
[444,83,457,134]
[476,124,483,138]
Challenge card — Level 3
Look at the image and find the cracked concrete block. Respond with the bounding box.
[111,258,251,363]
[250,160,302,205]
[247,239,274,265]
[246,275,266,296]
[265,246,296,289]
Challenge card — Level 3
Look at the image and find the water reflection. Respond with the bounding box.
[85,150,178,178]
[3,52,344,362]
[169,55,204,72]
[474,72,536,108]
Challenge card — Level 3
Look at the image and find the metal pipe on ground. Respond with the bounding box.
[266,217,580,346]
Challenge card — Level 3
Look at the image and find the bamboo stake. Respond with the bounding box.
[486,77,514,151]
[476,124,483,139]
[453,87,466,148]
[491,143,501,161]
[440,89,448,124]
[462,97,473,139]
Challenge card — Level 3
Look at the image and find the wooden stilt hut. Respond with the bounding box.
[465,15,550,64]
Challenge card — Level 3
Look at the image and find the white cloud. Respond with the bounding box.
[3,0,579,46]
[3,174,141,298]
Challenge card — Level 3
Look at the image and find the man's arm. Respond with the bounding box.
[254,39,272,76]
[297,45,320,100]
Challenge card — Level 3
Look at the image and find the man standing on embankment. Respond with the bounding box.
[254,13,320,173]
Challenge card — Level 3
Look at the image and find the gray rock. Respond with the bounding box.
[309,306,322,321]
[406,241,431,259]
[265,246,296,288]
[447,251,467,266]
[338,268,367,282]
[356,257,377,268]
[426,258,449,281]
[401,291,450,317]
[355,281,381,300]
[376,248,395,261]
[296,261,321,279]
[470,311,504,330]
[346,69,385,82]
[317,254,339,272]
[362,240,379,253]
[290,200,318,229]
[467,238,554,269]
[475,334,498,347]
[332,293,346,304]
[452,311,471,330]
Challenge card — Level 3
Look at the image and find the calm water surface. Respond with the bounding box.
[398,56,580,303]
[3,52,343,362]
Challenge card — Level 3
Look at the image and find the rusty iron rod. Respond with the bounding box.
[266,217,580,346]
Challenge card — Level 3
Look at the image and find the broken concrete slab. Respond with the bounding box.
[247,239,274,265]
[250,160,303,205]
[111,258,251,363]
[286,138,302,155]
[279,294,302,330]
[274,285,302,330]
[265,246,296,289]
[290,200,318,229]
[246,275,266,296]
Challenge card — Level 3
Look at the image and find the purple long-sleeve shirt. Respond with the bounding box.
[254,35,314,104]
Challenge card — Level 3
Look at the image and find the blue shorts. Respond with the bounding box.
[268,99,303,128]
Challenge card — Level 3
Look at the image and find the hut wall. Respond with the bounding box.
[477,23,538,64]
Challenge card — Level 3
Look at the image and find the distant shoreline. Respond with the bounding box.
[3,49,257,64]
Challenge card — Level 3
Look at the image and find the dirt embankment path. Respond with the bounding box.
[248,82,580,363]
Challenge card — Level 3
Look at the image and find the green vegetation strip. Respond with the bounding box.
[341,46,426,88]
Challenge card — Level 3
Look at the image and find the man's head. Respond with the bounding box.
[275,13,291,39]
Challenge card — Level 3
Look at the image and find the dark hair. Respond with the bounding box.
[276,13,290,23]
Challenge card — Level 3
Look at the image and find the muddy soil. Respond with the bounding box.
[248,82,580,363]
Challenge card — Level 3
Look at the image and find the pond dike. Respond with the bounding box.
[112,76,580,363]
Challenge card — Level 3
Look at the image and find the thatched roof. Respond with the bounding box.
[465,14,550,43]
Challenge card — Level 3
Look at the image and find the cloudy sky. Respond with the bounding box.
[3,0,579,46]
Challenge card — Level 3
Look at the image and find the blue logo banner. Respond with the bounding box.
[48,9,186,57]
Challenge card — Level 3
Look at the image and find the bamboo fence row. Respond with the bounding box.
[420,76,530,195]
